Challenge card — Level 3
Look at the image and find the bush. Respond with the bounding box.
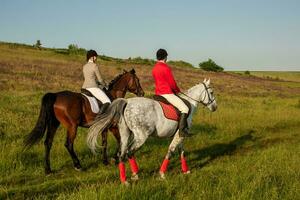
[68,44,86,55]
[168,60,194,68]
[129,57,155,65]
[199,59,224,72]
[99,55,113,61]
[245,70,251,75]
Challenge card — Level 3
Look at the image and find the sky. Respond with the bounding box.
[0,0,299,71]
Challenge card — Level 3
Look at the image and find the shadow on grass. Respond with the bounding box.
[191,123,217,135]
[190,130,257,168]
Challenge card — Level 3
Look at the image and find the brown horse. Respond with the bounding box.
[24,69,144,174]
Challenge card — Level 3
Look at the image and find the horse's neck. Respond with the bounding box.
[182,84,204,106]
[180,84,205,118]
[108,77,127,99]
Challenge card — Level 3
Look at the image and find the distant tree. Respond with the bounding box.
[68,44,86,55]
[244,70,250,75]
[35,40,42,50]
[68,44,78,50]
[199,58,224,72]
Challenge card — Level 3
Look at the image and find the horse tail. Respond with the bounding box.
[23,93,57,150]
[87,98,128,154]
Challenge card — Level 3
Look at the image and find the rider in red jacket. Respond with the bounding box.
[152,49,189,137]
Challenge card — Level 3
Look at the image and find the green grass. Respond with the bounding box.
[0,42,299,199]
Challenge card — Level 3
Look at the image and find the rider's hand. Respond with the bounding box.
[103,81,109,89]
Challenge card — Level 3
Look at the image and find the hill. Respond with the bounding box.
[0,42,299,199]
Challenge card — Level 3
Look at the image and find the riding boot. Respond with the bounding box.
[178,113,189,137]
[98,103,110,115]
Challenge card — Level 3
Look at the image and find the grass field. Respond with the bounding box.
[0,42,299,199]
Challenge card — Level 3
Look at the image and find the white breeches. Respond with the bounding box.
[86,88,111,104]
[161,94,189,114]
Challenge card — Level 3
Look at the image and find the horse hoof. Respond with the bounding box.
[121,181,130,186]
[103,160,109,166]
[183,170,191,174]
[159,172,166,180]
[74,166,83,172]
[131,173,139,181]
[45,169,53,175]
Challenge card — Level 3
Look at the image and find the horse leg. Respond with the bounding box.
[101,129,109,165]
[177,143,190,174]
[64,126,82,171]
[159,130,184,179]
[44,119,59,175]
[127,134,148,181]
[111,127,121,164]
[117,119,131,184]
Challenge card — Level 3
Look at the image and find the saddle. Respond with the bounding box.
[81,88,103,113]
[152,95,191,121]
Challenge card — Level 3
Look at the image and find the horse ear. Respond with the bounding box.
[130,68,136,74]
[123,69,128,73]
[203,78,207,83]
[207,78,211,85]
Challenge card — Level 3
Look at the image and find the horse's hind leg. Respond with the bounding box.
[111,127,121,164]
[159,130,184,179]
[123,128,151,182]
[65,125,82,171]
[101,129,109,165]
[44,118,60,175]
[117,118,131,184]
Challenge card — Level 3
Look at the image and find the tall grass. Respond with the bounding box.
[0,43,299,199]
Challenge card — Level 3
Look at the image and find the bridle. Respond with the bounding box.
[180,83,215,106]
[115,72,143,96]
[128,74,143,96]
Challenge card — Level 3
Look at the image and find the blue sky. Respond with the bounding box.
[1,0,299,70]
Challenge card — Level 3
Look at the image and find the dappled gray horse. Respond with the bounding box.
[87,79,217,184]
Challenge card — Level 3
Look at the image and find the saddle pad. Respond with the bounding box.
[159,101,179,121]
[81,93,99,113]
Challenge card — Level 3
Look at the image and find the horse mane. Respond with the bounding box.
[107,71,128,90]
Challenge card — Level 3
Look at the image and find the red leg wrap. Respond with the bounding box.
[119,162,126,182]
[160,159,170,173]
[181,157,189,173]
[129,157,139,174]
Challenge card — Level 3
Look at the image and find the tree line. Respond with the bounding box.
[34,40,224,72]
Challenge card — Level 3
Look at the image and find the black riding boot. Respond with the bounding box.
[98,103,110,115]
[179,113,189,137]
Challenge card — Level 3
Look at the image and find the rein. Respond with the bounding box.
[179,83,215,106]
[108,72,142,95]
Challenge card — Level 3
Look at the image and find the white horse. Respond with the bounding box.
[87,79,217,184]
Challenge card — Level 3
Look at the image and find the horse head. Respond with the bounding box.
[183,78,217,112]
[201,78,217,112]
[108,69,145,99]
[124,68,145,97]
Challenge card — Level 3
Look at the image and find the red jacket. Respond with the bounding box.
[152,61,181,95]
